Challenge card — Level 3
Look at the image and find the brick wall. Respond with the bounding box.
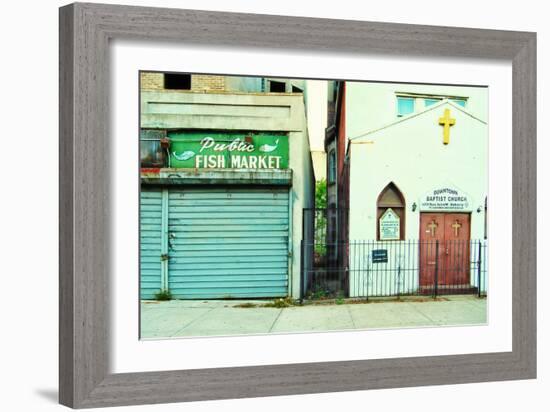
[140,72,164,90]
[140,72,227,91]
[191,75,226,91]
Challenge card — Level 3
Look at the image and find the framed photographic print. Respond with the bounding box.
[59,2,536,408]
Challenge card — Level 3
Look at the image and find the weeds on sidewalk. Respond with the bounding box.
[234,297,300,308]
[234,302,258,308]
[262,297,298,308]
[154,289,173,301]
[233,295,456,309]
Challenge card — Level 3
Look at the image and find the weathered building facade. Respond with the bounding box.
[327,82,488,297]
[140,73,314,300]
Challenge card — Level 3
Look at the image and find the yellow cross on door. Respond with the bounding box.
[438,108,456,145]
[452,220,461,236]
[428,220,438,237]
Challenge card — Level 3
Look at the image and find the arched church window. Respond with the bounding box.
[377,182,405,241]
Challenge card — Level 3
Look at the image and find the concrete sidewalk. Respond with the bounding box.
[140,295,487,339]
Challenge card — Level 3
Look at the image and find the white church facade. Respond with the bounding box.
[332,82,488,298]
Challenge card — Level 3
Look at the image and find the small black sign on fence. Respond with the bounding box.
[372,249,388,263]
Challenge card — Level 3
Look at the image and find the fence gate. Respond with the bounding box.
[302,207,349,299]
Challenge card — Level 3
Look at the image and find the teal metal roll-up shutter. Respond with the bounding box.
[168,187,290,299]
[140,188,163,299]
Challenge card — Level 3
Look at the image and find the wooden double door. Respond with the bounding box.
[419,213,471,287]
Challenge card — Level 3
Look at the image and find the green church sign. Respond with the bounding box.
[168,132,289,169]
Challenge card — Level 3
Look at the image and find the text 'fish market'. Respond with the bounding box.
[139,73,488,301]
[176,135,286,169]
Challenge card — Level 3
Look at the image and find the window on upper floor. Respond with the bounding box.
[424,98,441,107]
[164,73,191,90]
[397,97,415,117]
[269,80,286,92]
[396,95,468,117]
[140,129,168,168]
[328,149,336,184]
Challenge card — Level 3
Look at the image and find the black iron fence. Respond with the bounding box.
[301,239,487,300]
[301,207,349,299]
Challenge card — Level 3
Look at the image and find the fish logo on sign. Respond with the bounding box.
[172,150,196,161]
[259,139,279,153]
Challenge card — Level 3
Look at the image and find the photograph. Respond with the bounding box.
[2,0,542,410]
[139,72,488,338]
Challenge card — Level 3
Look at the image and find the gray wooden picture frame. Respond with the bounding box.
[59,2,536,409]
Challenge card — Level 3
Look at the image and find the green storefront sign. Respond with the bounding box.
[168,132,289,169]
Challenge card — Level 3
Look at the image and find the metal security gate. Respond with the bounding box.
[167,187,290,299]
[139,188,163,299]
